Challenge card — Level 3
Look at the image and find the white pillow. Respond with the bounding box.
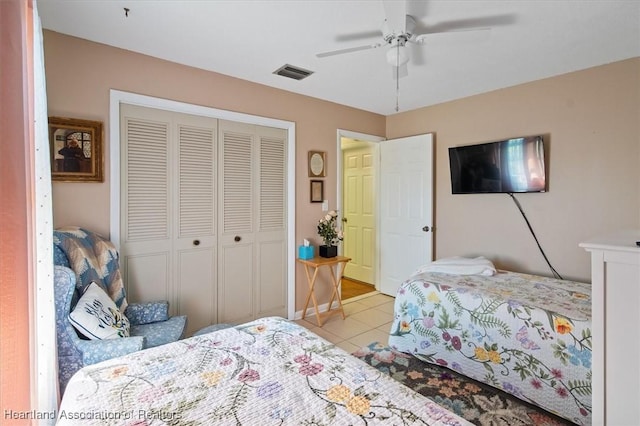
[69,282,130,340]
[413,256,497,276]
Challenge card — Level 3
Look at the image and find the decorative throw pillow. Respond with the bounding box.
[69,282,130,340]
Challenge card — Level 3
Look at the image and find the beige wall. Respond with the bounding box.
[44,31,385,311]
[387,58,640,282]
[45,29,639,302]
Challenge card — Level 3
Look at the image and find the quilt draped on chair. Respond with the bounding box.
[53,226,127,311]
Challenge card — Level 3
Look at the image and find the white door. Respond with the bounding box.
[173,117,218,335]
[379,134,433,296]
[217,120,287,324]
[217,120,255,324]
[342,141,376,284]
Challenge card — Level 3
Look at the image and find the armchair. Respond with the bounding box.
[54,265,145,393]
[53,227,187,394]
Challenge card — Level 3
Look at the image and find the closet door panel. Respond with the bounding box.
[174,117,218,335]
[255,127,287,318]
[121,105,173,308]
[218,120,255,323]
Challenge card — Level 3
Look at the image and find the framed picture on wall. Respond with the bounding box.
[308,150,326,177]
[49,116,103,182]
[310,180,323,203]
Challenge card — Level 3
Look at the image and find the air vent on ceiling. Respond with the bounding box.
[273,64,314,81]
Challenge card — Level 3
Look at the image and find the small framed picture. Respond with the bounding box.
[310,180,324,203]
[49,116,103,182]
[308,150,326,177]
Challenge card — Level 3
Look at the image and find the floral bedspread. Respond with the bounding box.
[58,316,470,425]
[388,271,592,425]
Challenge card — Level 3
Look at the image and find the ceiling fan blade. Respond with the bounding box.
[381,0,407,34]
[335,30,383,42]
[316,43,383,58]
[414,13,517,36]
[392,63,408,80]
[412,27,491,44]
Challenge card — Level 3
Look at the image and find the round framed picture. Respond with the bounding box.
[308,150,326,177]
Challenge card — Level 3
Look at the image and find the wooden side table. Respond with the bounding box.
[297,255,351,326]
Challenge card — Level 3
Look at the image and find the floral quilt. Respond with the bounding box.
[58,316,471,425]
[388,271,592,425]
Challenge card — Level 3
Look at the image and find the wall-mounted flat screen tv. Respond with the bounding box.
[449,135,546,194]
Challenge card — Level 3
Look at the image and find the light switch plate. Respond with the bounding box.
[321,200,328,212]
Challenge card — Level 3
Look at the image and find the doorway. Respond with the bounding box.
[337,131,434,302]
[339,134,381,302]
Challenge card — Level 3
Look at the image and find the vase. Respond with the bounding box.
[319,245,337,258]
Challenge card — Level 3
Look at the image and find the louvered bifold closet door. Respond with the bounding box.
[174,116,217,336]
[217,121,287,323]
[255,125,287,319]
[121,104,218,328]
[121,104,173,309]
[218,120,256,324]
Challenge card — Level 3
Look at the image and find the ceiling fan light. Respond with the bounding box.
[386,45,409,66]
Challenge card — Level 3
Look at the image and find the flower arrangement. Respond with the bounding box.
[317,210,343,247]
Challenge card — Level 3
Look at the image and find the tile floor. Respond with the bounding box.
[294,292,395,353]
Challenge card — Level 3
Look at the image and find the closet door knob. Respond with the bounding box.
[193,239,200,246]
[234,236,241,242]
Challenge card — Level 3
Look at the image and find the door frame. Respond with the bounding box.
[109,89,297,320]
[336,129,385,290]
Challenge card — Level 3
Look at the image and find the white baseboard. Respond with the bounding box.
[342,290,379,304]
[294,300,342,321]
[293,291,382,321]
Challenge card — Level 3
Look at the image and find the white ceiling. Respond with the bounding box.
[38,0,640,116]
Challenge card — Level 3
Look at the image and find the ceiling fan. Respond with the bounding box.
[316,0,516,81]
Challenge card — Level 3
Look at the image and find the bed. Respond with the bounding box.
[388,268,592,425]
[58,316,471,425]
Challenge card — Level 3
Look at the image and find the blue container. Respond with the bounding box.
[298,245,314,260]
